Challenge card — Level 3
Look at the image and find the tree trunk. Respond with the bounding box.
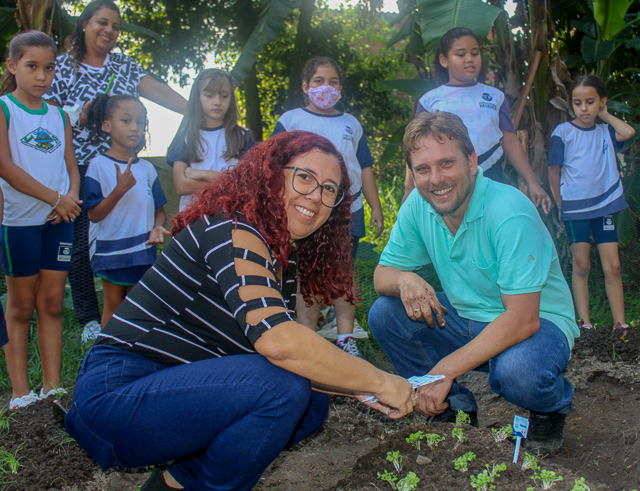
[285,0,315,109]
[236,0,264,140]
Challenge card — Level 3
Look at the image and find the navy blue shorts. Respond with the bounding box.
[96,264,151,286]
[0,222,73,277]
[565,215,618,244]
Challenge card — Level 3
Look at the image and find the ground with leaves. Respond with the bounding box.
[0,327,639,490]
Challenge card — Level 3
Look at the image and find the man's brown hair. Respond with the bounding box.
[404,112,475,168]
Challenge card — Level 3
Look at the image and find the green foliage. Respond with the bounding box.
[0,408,15,433]
[406,431,425,450]
[531,469,564,489]
[414,0,501,51]
[377,469,398,489]
[470,463,507,491]
[455,410,471,426]
[397,471,420,491]
[491,424,513,443]
[451,427,466,446]
[0,445,25,475]
[386,450,403,473]
[571,477,591,491]
[521,452,540,472]
[424,433,445,450]
[453,451,476,472]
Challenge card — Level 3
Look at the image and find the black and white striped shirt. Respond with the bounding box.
[96,214,297,366]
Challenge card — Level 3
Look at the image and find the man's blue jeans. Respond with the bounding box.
[66,345,329,490]
[369,294,573,414]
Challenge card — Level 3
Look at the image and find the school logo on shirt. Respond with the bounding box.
[343,126,354,142]
[21,127,62,154]
[482,93,493,102]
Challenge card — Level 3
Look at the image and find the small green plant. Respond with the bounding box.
[470,463,507,491]
[571,477,591,491]
[0,446,24,475]
[455,410,471,425]
[53,436,76,458]
[452,427,466,448]
[377,469,398,489]
[424,433,444,450]
[491,424,513,442]
[0,408,16,433]
[386,450,403,473]
[397,471,420,491]
[406,431,425,450]
[453,451,477,472]
[521,452,540,472]
[532,469,564,489]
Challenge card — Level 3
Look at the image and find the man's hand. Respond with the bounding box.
[398,273,447,327]
[414,377,452,417]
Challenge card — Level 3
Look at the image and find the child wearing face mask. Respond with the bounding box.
[272,56,383,360]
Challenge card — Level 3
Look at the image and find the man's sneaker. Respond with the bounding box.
[336,336,365,359]
[9,390,39,410]
[523,409,566,455]
[81,320,101,344]
[429,407,479,427]
[39,387,67,400]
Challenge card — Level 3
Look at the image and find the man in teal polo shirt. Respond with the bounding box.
[369,112,578,455]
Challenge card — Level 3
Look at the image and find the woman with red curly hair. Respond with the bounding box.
[64,131,415,490]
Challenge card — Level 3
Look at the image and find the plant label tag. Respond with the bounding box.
[362,374,445,404]
[512,415,529,463]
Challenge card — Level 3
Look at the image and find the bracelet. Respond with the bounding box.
[53,192,61,209]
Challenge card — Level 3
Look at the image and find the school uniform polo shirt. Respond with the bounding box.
[380,169,578,348]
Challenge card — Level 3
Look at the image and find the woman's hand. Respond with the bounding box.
[356,372,415,419]
[147,226,170,245]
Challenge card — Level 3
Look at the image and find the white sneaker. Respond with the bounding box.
[82,320,102,344]
[316,318,369,340]
[9,390,39,410]
[337,336,365,359]
[39,387,67,400]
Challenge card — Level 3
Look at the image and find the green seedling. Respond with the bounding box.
[452,427,466,447]
[571,477,590,491]
[377,469,398,489]
[0,408,15,433]
[397,471,420,491]
[406,431,425,450]
[386,450,403,473]
[424,433,444,450]
[455,410,471,425]
[521,452,540,472]
[0,446,25,475]
[453,451,476,472]
[54,437,76,458]
[491,424,513,442]
[470,463,507,491]
[533,469,563,489]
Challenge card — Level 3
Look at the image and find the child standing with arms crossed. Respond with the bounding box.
[548,74,635,329]
[0,31,81,408]
[168,69,253,211]
[84,94,168,328]
[273,56,384,358]
[407,27,551,213]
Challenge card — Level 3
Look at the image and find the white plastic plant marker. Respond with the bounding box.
[512,415,529,463]
[363,374,446,404]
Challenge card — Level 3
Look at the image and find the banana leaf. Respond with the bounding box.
[231,0,302,81]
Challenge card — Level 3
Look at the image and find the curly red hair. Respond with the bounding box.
[172,131,356,305]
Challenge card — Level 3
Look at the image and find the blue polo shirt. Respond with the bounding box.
[380,169,578,348]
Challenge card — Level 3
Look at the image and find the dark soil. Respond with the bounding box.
[1,326,639,490]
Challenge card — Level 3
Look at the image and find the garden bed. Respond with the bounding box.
[0,326,639,490]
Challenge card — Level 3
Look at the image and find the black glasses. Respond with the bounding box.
[284,167,346,208]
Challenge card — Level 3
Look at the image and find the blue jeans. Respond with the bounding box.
[369,294,573,414]
[66,345,329,490]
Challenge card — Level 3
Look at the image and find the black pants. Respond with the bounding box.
[69,164,100,325]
